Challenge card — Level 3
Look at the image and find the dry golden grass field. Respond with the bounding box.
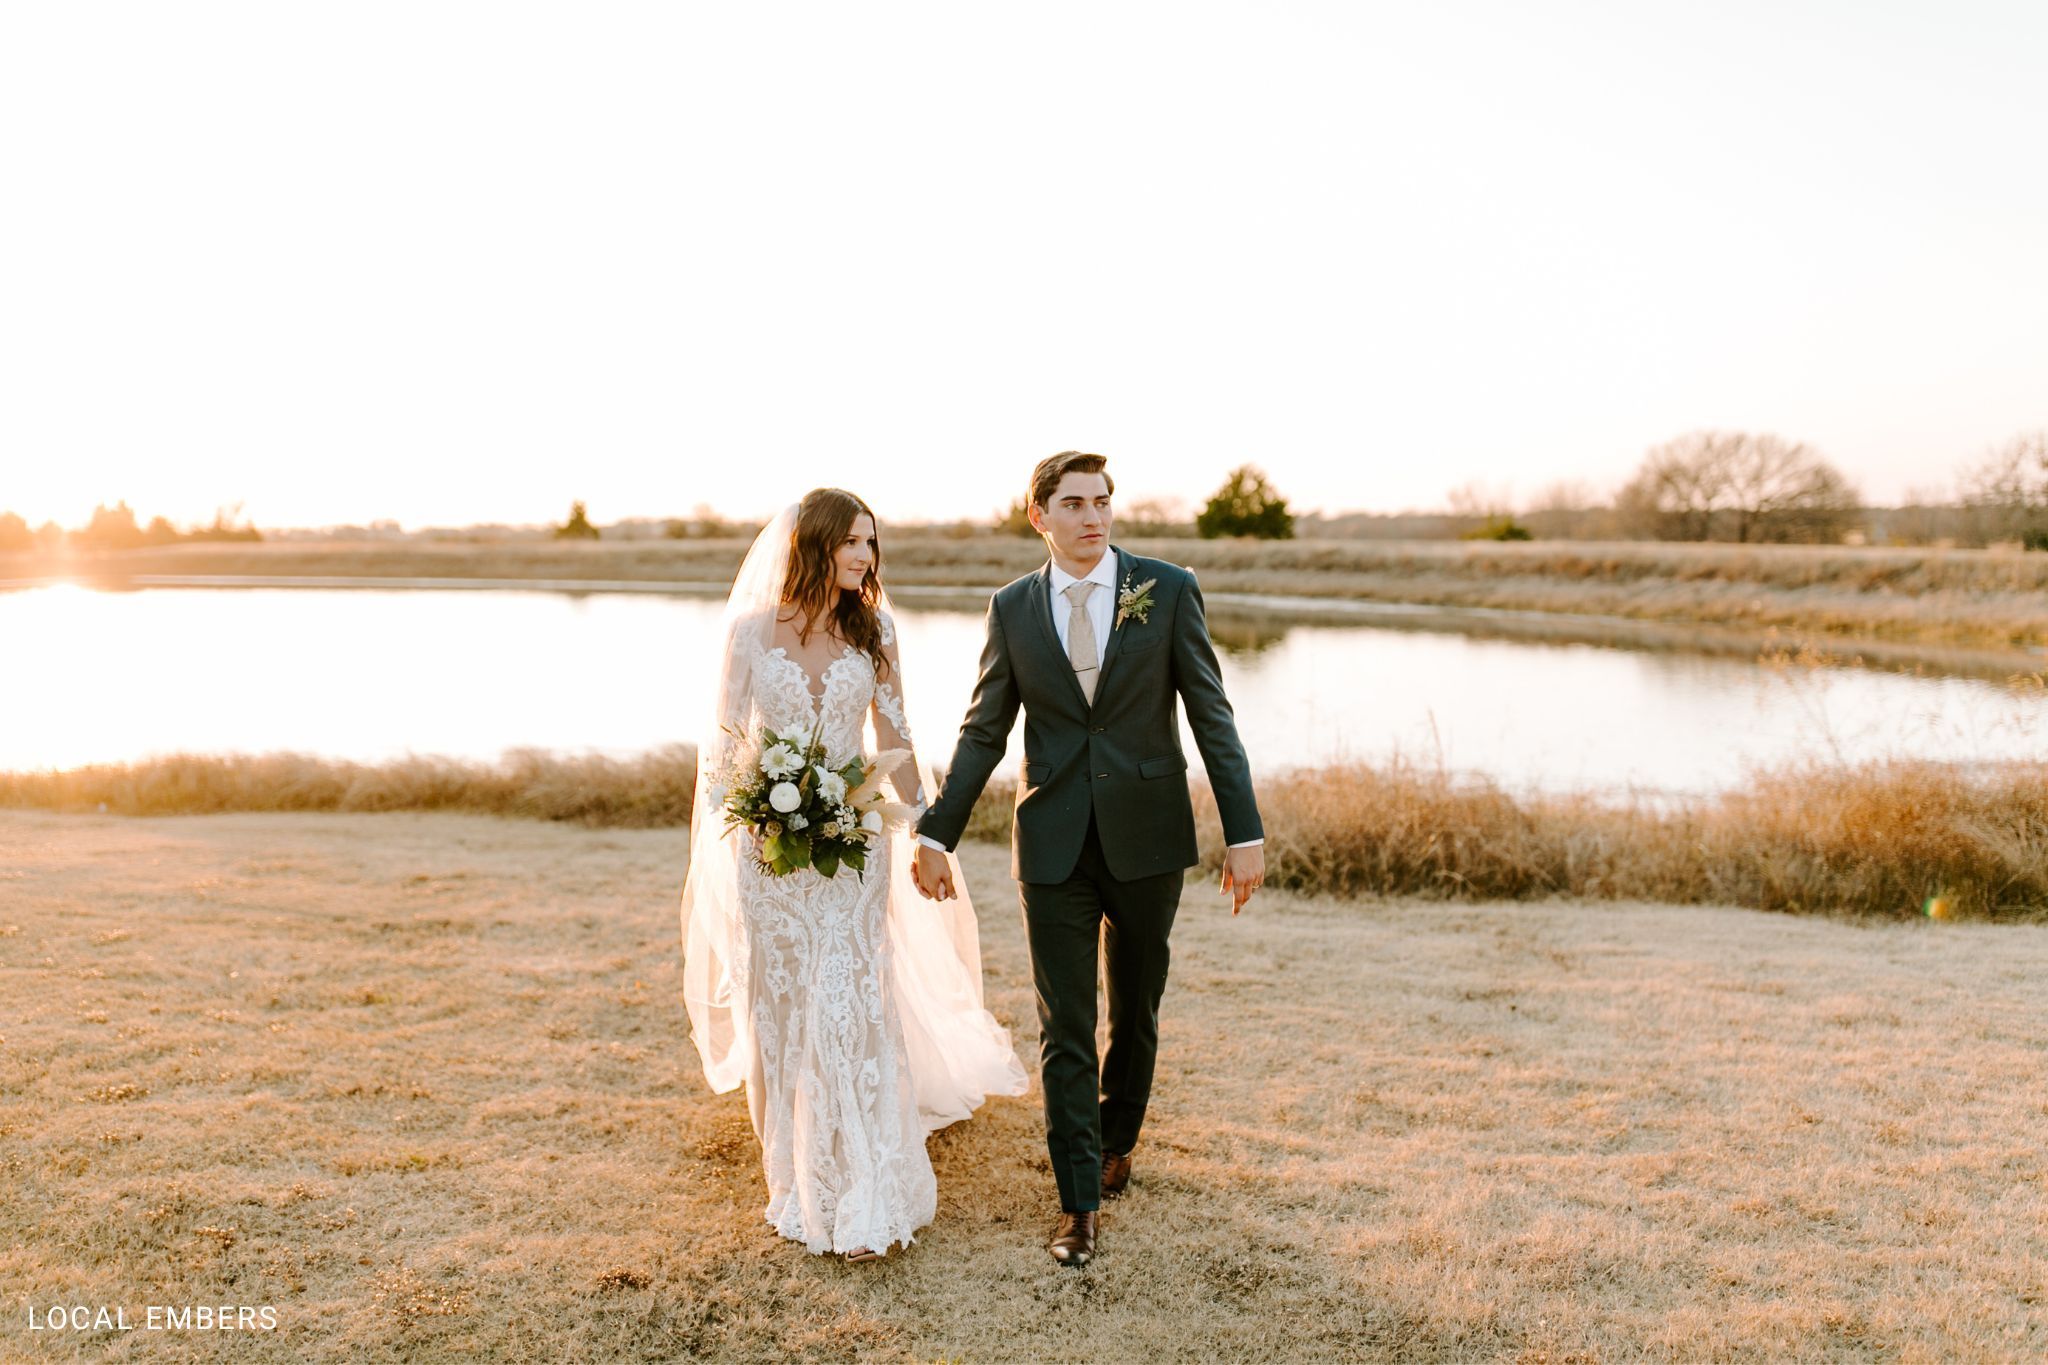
[8,535,2046,654]
[4,809,2046,1362]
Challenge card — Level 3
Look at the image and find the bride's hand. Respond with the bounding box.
[913,844,957,901]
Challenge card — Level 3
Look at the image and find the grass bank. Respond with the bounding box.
[3,809,2043,1361]
[9,536,2045,652]
[7,750,2044,919]
[0,747,700,827]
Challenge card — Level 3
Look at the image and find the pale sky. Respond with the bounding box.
[3,1,2043,531]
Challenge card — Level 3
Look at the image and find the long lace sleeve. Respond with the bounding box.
[870,612,925,811]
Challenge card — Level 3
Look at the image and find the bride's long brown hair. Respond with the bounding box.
[780,488,890,681]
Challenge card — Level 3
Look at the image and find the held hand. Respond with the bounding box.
[1219,845,1264,916]
[914,843,957,901]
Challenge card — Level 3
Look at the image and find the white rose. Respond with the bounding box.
[760,743,800,778]
[768,781,801,813]
[860,810,883,832]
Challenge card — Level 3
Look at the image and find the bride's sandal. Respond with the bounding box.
[843,1246,885,1263]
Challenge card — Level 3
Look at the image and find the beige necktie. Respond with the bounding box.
[1063,580,1099,703]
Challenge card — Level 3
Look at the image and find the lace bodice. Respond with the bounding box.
[730,611,924,809]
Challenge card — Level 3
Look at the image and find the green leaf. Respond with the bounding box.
[814,848,840,879]
[785,837,812,869]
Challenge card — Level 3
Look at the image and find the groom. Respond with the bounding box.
[912,450,1265,1269]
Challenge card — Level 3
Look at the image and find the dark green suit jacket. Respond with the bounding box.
[917,546,1263,884]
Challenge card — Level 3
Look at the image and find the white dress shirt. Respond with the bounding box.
[1048,549,1119,670]
[919,548,1261,852]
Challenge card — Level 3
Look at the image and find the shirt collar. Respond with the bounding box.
[1049,548,1119,596]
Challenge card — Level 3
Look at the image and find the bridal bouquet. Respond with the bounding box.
[717,725,918,879]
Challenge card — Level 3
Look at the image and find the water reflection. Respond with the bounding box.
[0,583,2039,799]
[1205,613,1291,657]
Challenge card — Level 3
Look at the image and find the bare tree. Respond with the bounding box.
[1443,479,1515,522]
[1958,429,2048,547]
[1888,484,1964,546]
[1528,479,1594,513]
[1523,479,1606,540]
[1118,495,1193,537]
[1723,434,1860,543]
[1616,430,1859,543]
[1615,431,1733,540]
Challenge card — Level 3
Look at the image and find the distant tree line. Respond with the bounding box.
[0,501,263,553]
[17,429,2040,554]
[1427,428,2045,548]
[997,464,1297,540]
[979,428,2048,548]
[545,501,761,542]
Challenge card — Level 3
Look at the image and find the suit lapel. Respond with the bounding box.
[1092,547,1131,702]
[1029,559,1092,713]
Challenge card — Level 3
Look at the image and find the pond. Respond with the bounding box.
[1,582,2039,799]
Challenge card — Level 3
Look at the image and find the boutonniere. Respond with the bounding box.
[1114,572,1157,629]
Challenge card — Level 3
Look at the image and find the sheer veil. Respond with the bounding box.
[679,502,1028,1133]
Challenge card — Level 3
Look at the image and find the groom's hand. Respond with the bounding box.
[913,843,957,901]
[1220,845,1264,916]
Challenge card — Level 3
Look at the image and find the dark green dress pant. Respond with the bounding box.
[1019,810,1183,1213]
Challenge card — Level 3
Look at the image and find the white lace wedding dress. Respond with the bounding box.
[731,613,943,1255]
[681,503,1027,1258]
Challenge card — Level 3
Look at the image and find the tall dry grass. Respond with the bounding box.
[7,750,2044,919]
[1190,758,2048,921]
[0,747,699,828]
[10,534,2045,650]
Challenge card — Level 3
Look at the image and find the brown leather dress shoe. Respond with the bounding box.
[1048,1210,1097,1267]
[1101,1149,1133,1199]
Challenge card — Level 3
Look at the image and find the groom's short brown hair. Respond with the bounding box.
[1030,451,1114,510]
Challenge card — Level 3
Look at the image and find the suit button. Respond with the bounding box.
[1096,773,1109,779]
[1091,726,1105,733]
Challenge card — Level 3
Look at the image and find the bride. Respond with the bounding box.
[679,488,1028,1262]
